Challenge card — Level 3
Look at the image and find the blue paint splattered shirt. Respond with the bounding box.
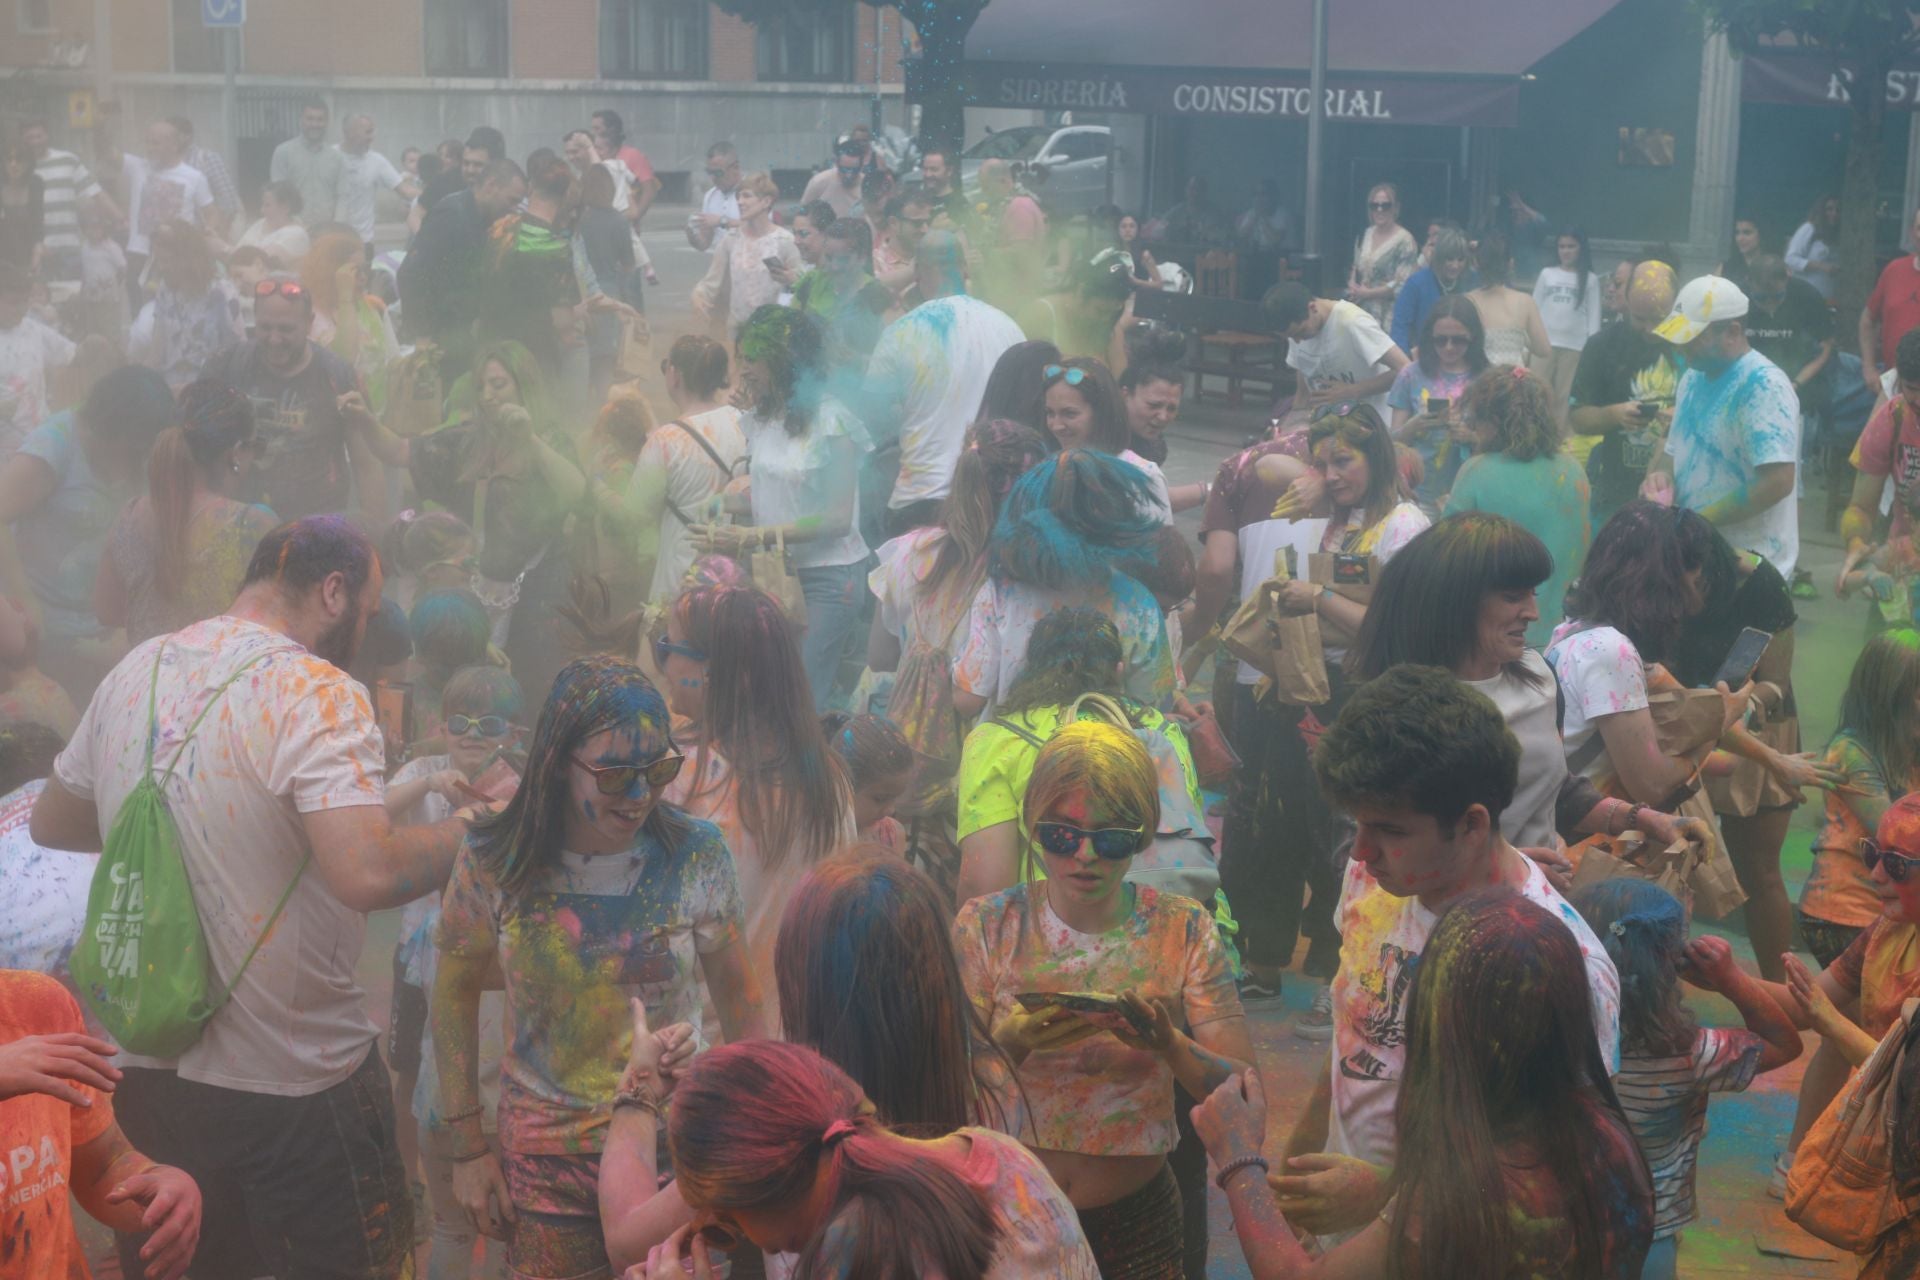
[1663,349,1801,577]
[436,819,745,1154]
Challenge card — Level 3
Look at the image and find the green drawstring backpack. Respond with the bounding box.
[69,644,308,1057]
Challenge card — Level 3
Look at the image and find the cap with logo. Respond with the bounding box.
[1654,275,1749,345]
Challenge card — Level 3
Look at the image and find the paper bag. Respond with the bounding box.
[749,529,808,627]
[385,346,445,437]
[1307,551,1384,608]
[1569,830,1698,917]
[616,312,652,378]
[1220,550,1328,706]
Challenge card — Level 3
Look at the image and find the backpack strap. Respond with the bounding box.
[987,716,1047,748]
[150,642,307,1007]
[662,420,740,527]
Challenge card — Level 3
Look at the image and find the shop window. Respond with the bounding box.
[756,9,855,83]
[601,0,707,79]
[170,0,225,73]
[425,0,509,78]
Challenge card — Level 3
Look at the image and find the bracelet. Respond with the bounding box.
[613,1085,665,1125]
[448,1146,492,1164]
[1607,799,1627,836]
[1215,1153,1270,1190]
[439,1105,483,1127]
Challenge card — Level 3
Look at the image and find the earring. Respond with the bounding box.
[230,461,242,474]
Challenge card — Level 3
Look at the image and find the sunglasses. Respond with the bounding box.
[900,215,932,229]
[1862,838,1920,885]
[1309,400,1362,423]
[652,635,708,668]
[1368,200,1395,211]
[1431,334,1470,348]
[1044,364,1088,387]
[572,751,687,796]
[1033,820,1146,861]
[447,714,511,739]
[688,1217,745,1255]
[253,280,308,301]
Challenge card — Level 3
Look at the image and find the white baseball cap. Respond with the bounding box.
[1654,275,1749,344]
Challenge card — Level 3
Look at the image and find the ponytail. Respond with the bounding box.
[153,378,256,602]
[148,428,197,600]
[670,1041,1000,1280]
[794,1122,997,1280]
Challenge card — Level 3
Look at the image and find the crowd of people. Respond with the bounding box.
[0,93,1918,1280]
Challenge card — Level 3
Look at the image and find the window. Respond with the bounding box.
[601,0,707,79]
[17,0,51,34]
[425,0,508,78]
[170,0,226,73]
[1050,133,1108,163]
[755,9,855,83]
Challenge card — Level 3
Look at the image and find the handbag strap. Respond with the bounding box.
[667,419,738,480]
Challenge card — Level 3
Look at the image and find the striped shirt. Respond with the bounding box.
[1614,1027,1764,1238]
[186,145,241,217]
[31,148,102,287]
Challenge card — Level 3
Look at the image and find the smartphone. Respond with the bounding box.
[1709,626,1772,689]
[1426,397,1450,416]
[1636,400,1661,420]
[762,256,786,272]
[1015,990,1155,1038]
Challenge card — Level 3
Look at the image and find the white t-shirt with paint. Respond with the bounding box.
[1284,299,1396,417]
[125,158,216,256]
[55,616,390,1096]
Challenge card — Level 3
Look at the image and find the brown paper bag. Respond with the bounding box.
[1677,786,1748,919]
[385,346,445,437]
[616,313,652,378]
[1569,830,1698,917]
[1220,549,1328,706]
[749,529,808,627]
[1307,551,1384,608]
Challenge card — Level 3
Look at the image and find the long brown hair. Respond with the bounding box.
[670,1040,999,1280]
[674,585,850,871]
[1835,630,1920,799]
[149,378,255,600]
[1308,403,1403,536]
[1389,891,1649,1280]
[924,418,1048,601]
[776,847,1019,1137]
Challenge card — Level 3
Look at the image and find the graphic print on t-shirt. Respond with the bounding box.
[1340,941,1419,1083]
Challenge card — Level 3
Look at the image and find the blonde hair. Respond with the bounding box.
[301,231,367,316]
[1019,719,1158,891]
[739,170,780,203]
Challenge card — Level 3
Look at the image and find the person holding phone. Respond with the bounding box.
[1387,295,1489,511]
[1670,515,1841,981]
[689,171,802,340]
[1567,260,1681,530]
[955,719,1252,1278]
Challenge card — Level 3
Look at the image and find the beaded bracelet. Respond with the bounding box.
[1215,1154,1270,1190]
[448,1146,492,1164]
[439,1106,483,1127]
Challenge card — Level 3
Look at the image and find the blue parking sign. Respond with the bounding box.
[202,0,244,28]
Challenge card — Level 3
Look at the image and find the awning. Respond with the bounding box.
[1743,50,1920,112]
[940,0,1626,127]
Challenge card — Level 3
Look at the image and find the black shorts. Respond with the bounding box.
[113,1048,414,1280]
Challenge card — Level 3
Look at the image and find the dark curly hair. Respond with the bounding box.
[1002,607,1125,714]
[737,304,828,436]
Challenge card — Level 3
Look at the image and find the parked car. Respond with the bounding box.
[958,124,1111,218]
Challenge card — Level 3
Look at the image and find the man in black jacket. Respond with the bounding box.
[397,158,524,358]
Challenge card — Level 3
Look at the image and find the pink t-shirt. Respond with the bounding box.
[1853,396,1920,540]
[613,144,655,185]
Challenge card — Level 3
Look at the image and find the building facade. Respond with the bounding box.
[4,0,915,199]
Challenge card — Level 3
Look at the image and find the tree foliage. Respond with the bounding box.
[710,0,989,148]
[1696,2,1920,321]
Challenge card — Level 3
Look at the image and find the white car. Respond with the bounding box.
[958,124,1112,217]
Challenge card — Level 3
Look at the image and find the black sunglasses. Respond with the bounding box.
[572,752,686,797]
[652,635,707,668]
[1862,838,1920,885]
[1368,200,1395,211]
[447,714,511,739]
[1034,820,1147,861]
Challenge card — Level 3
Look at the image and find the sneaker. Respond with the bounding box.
[1238,972,1284,1010]
[1791,569,1818,600]
[1768,1149,1792,1199]
[1295,983,1335,1041]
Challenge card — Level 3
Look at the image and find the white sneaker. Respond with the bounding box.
[1295,983,1335,1041]
[1767,1149,1792,1199]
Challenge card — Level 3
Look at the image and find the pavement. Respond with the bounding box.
[348,205,1860,1276]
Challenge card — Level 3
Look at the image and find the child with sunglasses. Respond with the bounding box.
[955,719,1251,1280]
[1762,793,1920,1201]
[387,665,525,1280]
